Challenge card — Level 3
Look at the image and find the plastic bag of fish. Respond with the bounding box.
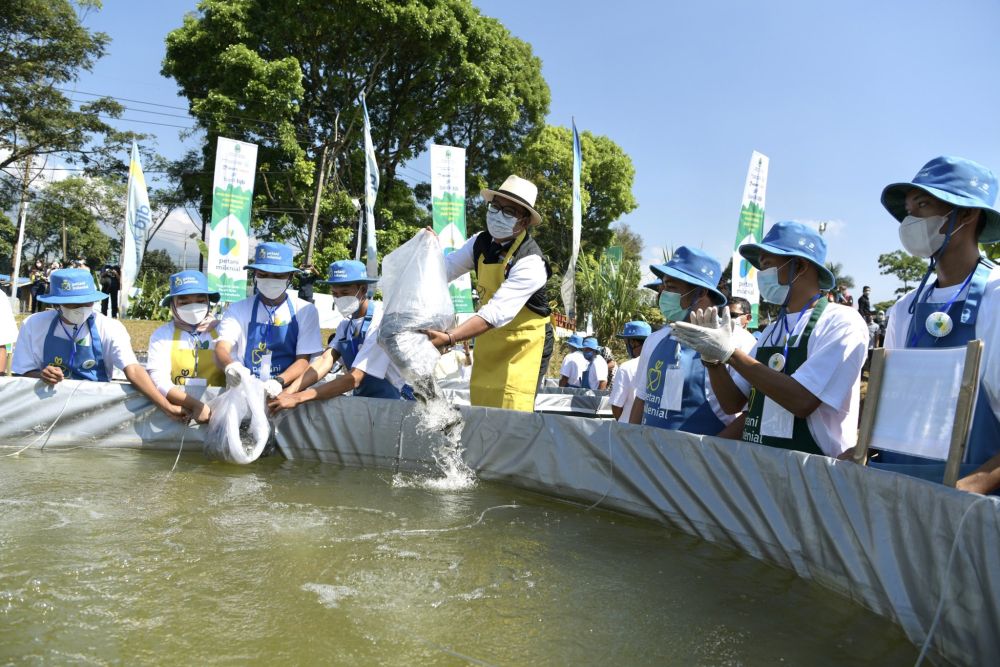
[204,376,271,463]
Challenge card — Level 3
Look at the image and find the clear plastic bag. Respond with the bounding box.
[378,230,456,400]
[203,377,271,463]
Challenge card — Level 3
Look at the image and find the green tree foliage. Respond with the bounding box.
[138,248,179,282]
[161,0,549,267]
[497,125,637,274]
[27,176,118,267]
[825,261,855,290]
[575,254,648,352]
[984,242,1000,262]
[878,250,928,296]
[611,223,644,265]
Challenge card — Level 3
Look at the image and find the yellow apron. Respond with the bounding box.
[170,326,226,388]
[469,231,548,411]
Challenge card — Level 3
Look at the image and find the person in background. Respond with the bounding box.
[296,263,319,303]
[11,269,186,419]
[29,260,47,314]
[601,346,616,388]
[578,337,608,390]
[145,271,225,424]
[558,333,587,388]
[874,310,886,347]
[671,222,869,457]
[215,242,323,399]
[0,291,17,372]
[610,321,651,422]
[878,156,1000,494]
[99,265,121,319]
[269,260,404,413]
[863,314,880,374]
[857,285,873,321]
[727,296,758,351]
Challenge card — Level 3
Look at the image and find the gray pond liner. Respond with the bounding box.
[0,376,997,664]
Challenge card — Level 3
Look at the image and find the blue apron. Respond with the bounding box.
[640,333,724,435]
[334,303,400,399]
[42,313,108,382]
[243,295,300,379]
[873,260,1000,483]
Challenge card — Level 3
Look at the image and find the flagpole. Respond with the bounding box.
[10,155,32,316]
[121,143,136,318]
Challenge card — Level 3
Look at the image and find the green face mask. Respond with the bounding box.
[658,289,695,323]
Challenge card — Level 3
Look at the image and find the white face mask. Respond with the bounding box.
[176,303,209,326]
[335,295,361,318]
[59,305,91,326]
[256,277,288,300]
[486,208,518,240]
[898,213,959,258]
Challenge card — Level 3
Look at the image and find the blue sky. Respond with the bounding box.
[72,0,1000,302]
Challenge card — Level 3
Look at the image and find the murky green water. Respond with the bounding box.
[0,449,916,665]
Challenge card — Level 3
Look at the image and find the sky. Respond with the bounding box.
[66,0,1000,303]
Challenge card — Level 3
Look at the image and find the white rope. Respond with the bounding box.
[584,422,614,511]
[4,381,84,456]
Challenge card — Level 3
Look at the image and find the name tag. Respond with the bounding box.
[661,367,684,412]
[259,353,272,381]
[760,397,794,439]
[184,378,207,387]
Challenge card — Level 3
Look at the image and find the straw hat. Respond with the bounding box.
[481,175,542,226]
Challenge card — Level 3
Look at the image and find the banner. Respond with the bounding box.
[361,92,379,284]
[430,144,473,313]
[730,150,769,328]
[206,137,258,302]
[121,141,151,316]
[560,119,583,319]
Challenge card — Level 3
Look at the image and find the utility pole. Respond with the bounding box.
[62,220,67,264]
[10,155,33,314]
[304,143,329,265]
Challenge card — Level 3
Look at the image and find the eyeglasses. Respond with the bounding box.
[487,201,525,219]
[728,311,746,317]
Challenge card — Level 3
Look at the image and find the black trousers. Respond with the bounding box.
[536,322,554,390]
[102,290,119,318]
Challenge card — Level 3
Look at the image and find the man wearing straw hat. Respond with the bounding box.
[11,268,186,419]
[878,156,1000,494]
[424,175,553,411]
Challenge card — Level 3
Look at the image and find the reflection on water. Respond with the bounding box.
[0,449,917,665]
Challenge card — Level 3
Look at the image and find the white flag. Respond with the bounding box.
[361,92,379,282]
[560,120,583,319]
[121,141,151,317]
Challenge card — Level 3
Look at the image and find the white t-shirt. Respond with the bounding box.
[560,349,588,386]
[885,264,1000,426]
[867,322,880,349]
[733,303,869,457]
[584,354,609,389]
[0,296,16,347]
[217,293,323,364]
[445,232,547,328]
[610,356,640,422]
[12,310,139,378]
[328,300,404,387]
[146,320,222,396]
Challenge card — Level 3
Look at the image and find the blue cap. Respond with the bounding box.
[160,270,220,306]
[245,242,298,274]
[617,321,652,339]
[881,156,1000,243]
[37,269,109,304]
[325,259,379,285]
[565,333,584,348]
[582,337,600,351]
[650,246,727,305]
[739,222,835,290]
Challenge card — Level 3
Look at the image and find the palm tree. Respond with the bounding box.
[825,261,855,290]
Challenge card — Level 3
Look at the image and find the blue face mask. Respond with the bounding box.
[627,339,643,359]
[757,261,796,305]
[583,350,596,360]
[659,288,697,322]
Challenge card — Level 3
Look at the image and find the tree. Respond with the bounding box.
[575,254,648,352]
[27,176,117,267]
[878,250,928,296]
[825,261,855,290]
[138,249,179,282]
[611,222,644,265]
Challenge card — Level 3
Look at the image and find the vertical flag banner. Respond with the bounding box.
[207,137,258,302]
[730,150,769,328]
[430,144,473,313]
[560,119,583,319]
[121,141,151,316]
[360,92,379,283]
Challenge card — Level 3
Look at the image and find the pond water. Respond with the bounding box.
[0,449,917,665]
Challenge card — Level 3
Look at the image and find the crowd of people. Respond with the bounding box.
[0,157,997,495]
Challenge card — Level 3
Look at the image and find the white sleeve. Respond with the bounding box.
[103,319,139,370]
[475,254,547,328]
[350,327,392,381]
[0,296,16,346]
[294,302,323,357]
[217,301,247,346]
[444,233,478,283]
[145,325,175,396]
[11,315,44,374]
[791,309,868,413]
[592,356,609,383]
[609,363,632,407]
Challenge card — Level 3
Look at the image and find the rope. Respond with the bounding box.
[584,422,615,511]
[4,381,84,456]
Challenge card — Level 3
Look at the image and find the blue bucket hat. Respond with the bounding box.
[643,279,661,292]
[565,333,584,348]
[650,246,727,305]
[160,270,220,307]
[582,337,600,351]
[739,221,836,290]
[617,321,652,339]
[325,259,379,285]
[881,156,1000,243]
[37,268,109,304]
[245,242,298,274]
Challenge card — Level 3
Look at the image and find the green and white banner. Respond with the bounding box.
[430,144,473,313]
[207,137,258,302]
[730,150,769,328]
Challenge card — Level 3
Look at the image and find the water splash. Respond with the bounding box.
[392,394,476,490]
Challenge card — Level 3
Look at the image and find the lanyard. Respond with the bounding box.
[57,319,83,375]
[261,301,281,347]
[907,267,976,347]
[766,293,824,363]
[185,330,204,377]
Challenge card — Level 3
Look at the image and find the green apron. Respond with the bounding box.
[741,298,828,455]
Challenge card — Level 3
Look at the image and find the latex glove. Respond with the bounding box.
[263,379,283,399]
[687,307,723,328]
[671,308,736,363]
[225,361,251,387]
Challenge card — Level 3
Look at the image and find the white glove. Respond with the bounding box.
[224,361,251,387]
[263,379,283,398]
[671,307,736,363]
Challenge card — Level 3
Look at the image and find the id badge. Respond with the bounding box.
[760,397,794,439]
[259,353,272,381]
[184,378,208,387]
[661,367,684,412]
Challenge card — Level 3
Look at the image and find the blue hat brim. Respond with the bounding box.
[881,182,1000,243]
[649,264,727,305]
[324,277,379,285]
[739,243,836,290]
[245,263,298,274]
[37,291,109,304]
[643,280,661,291]
[615,332,649,339]
[160,289,221,307]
